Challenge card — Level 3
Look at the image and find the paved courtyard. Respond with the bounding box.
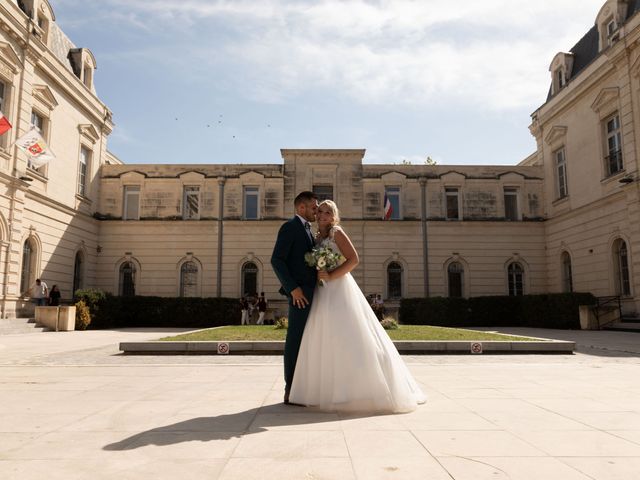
[0,328,639,479]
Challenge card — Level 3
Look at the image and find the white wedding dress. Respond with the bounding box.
[290,226,426,413]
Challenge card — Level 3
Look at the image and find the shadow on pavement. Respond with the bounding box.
[103,403,378,451]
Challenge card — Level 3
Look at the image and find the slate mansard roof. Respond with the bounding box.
[546,0,640,101]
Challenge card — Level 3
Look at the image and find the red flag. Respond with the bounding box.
[383,193,393,220]
[0,111,11,136]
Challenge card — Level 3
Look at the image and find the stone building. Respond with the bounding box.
[1,0,639,320]
[0,0,117,318]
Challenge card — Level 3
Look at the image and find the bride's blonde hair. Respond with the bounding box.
[318,199,340,226]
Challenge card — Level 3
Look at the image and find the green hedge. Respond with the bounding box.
[75,289,240,329]
[399,292,595,329]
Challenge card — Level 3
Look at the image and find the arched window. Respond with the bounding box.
[119,262,136,297]
[508,262,524,296]
[73,251,84,296]
[241,262,258,296]
[180,261,199,297]
[613,239,631,296]
[20,239,35,294]
[448,262,464,298]
[387,262,403,298]
[561,252,573,293]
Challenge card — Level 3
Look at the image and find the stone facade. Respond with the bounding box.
[1,0,639,319]
[0,0,115,318]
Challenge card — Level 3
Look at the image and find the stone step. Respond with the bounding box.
[0,318,48,335]
[603,322,640,332]
[621,315,640,323]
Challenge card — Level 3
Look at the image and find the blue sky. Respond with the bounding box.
[51,0,606,165]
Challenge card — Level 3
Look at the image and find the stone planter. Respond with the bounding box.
[35,306,76,331]
[579,305,598,330]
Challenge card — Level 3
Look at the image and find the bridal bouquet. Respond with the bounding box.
[304,246,345,286]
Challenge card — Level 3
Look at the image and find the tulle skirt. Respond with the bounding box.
[289,273,426,413]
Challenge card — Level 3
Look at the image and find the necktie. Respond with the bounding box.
[305,222,313,243]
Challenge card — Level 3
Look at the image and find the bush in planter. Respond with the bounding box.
[274,317,288,329]
[74,300,91,330]
[380,316,398,330]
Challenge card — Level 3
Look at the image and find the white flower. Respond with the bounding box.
[317,258,327,269]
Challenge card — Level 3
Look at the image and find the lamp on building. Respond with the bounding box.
[619,175,635,184]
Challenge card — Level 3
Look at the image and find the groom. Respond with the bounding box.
[271,191,318,404]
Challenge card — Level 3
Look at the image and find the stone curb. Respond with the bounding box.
[119,339,575,355]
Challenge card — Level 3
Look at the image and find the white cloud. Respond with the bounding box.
[68,0,607,110]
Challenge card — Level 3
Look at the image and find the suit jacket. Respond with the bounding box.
[271,216,316,297]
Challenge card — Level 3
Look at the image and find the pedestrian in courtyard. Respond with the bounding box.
[48,285,61,306]
[257,292,267,325]
[240,296,249,325]
[26,278,48,307]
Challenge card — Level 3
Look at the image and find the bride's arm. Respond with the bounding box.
[323,227,359,281]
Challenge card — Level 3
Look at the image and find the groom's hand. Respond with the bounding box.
[290,287,309,309]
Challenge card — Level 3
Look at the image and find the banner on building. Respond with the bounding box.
[0,111,11,136]
[14,128,56,167]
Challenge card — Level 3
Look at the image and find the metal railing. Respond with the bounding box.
[593,295,622,329]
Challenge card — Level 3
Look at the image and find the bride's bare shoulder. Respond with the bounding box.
[330,225,347,238]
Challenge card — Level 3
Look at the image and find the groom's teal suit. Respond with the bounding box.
[271,216,317,391]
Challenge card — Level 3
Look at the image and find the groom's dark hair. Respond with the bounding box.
[294,191,317,206]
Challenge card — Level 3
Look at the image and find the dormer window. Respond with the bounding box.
[68,48,97,91]
[549,52,573,95]
[596,1,628,51]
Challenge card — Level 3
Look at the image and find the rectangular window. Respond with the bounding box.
[183,186,200,220]
[385,186,401,220]
[445,188,460,220]
[244,186,259,219]
[31,111,44,133]
[504,188,518,221]
[605,114,623,176]
[0,82,5,112]
[556,70,565,89]
[555,148,568,199]
[313,185,333,202]
[77,146,90,196]
[123,186,140,220]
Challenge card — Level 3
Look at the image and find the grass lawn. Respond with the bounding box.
[159,325,537,342]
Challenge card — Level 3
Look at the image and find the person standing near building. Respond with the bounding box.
[48,285,61,306]
[28,279,48,307]
[257,292,267,325]
[240,296,249,325]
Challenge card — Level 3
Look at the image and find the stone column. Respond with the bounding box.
[419,177,429,297]
[216,177,225,297]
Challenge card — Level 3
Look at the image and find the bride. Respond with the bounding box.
[289,200,426,413]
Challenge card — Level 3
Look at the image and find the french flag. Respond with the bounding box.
[0,111,11,136]
[383,193,393,220]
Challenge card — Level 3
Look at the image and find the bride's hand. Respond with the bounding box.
[318,270,330,282]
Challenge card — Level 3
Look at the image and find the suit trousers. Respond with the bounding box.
[284,284,315,390]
